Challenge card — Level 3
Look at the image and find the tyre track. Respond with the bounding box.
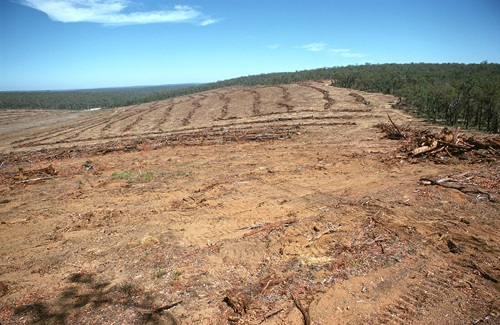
[372,263,465,324]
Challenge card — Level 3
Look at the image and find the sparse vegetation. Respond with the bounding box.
[111,170,155,183]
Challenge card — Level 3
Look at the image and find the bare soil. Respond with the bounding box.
[0,82,498,324]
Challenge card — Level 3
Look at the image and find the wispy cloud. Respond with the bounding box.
[17,0,217,26]
[267,44,280,50]
[328,48,365,58]
[300,42,328,52]
[298,42,366,58]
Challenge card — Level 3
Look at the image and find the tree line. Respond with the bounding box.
[1,63,498,132]
[329,63,500,133]
[0,84,198,110]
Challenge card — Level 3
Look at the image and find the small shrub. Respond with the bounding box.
[111,170,133,181]
[111,170,155,183]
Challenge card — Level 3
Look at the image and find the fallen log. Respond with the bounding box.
[412,140,438,156]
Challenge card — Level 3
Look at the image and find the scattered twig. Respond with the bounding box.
[362,235,385,246]
[306,228,336,247]
[243,219,297,238]
[238,222,266,231]
[260,308,285,323]
[135,300,183,315]
[18,176,56,184]
[291,292,311,325]
[1,218,30,224]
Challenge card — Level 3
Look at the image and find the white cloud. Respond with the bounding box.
[300,42,328,52]
[18,1,216,26]
[328,48,365,58]
[267,44,280,50]
[199,18,218,26]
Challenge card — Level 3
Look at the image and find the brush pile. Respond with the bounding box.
[376,116,500,163]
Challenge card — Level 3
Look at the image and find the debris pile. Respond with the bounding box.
[0,126,299,166]
[0,164,57,185]
[377,117,500,163]
[349,92,370,105]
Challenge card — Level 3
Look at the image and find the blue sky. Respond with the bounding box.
[1,0,499,91]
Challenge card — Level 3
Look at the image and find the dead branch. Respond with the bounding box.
[243,219,297,238]
[453,126,460,145]
[260,308,285,323]
[306,228,336,247]
[18,176,55,184]
[472,262,498,283]
[420,177,495,202]
[291,292,311,325]
[135,300,183,315]
[238,222,266,231]
[387,114,405,138]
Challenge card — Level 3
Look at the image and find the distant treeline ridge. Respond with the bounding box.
[0,84,198,111]
[1,63,498,132]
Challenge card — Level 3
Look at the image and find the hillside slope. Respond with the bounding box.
[0,82,498,324]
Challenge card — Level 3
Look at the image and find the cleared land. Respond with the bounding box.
[0,82,498,324]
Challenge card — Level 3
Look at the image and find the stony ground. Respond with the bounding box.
[0,82,498,324]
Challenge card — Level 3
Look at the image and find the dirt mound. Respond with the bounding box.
[1,82,498,324]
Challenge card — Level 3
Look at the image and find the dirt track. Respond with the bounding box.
[0,82,498,324]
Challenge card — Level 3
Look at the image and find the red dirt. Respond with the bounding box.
[0,82,498,324]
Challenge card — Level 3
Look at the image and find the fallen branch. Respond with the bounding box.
[472,262,498,283]
[243,219,297,238]
[18,176,55,184]
[420,177,495,202]
[238,222,266,231]
[135,300,183,315]
[260,308,285,323]
[306,228,336,247]
[387,114,405,139]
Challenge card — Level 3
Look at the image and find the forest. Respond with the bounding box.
[1,63,498,132]
[0,84,198,110]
